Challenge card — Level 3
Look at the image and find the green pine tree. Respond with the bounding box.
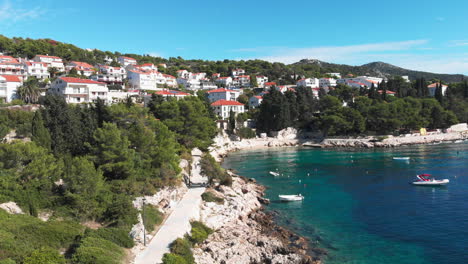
[31,111,51,151]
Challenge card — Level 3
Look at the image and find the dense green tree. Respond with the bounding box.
[89,122,135,180]
[31,111,51,150]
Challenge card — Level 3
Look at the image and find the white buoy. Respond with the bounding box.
[307,173,310,176]
[299,180,302,183]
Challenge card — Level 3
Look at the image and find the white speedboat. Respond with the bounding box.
[269,171,280,176]
[279,194,304,201]
[412,174,449,186]
[393,157,410,160]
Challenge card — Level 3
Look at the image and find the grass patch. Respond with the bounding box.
[71,237,124,264]
[201,191,224,204]
[143,205,164,232]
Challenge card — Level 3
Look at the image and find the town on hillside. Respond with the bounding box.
[0,53,451,121]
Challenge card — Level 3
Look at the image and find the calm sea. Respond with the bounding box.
[223,142,468,264]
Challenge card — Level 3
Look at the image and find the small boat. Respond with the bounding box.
[269,171,280,176]
[412,174,449,186]
[279,194,304,201]
[393,157,410,160]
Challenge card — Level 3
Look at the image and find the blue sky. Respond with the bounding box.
[1,0,468,74]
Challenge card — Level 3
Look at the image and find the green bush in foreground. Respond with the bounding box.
[162,253,188,264]
[189,221,213,245]
[86,227,134,248]
[23,247,65,264]
[71,237,124,264]
[143,205,164,232]
[201,192,224,204]
[167,238,194,264]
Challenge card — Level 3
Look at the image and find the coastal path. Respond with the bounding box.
[134,186,206,264]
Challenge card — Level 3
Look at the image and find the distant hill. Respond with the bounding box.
[291,59,466,83]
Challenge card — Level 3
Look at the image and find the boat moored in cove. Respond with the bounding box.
[269,171,280,176]
[412,174,449,186]
[279,194,304,201]
[393,157,410,160]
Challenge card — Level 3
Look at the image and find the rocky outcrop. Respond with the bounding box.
[318,131,468,148]
[193,175,323,264]
[0,201,24,214]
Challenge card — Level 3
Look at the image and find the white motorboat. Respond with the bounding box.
[279,194,304,201]
[412,174,449,186]
[393,157,410,160]
[269,171,280,176]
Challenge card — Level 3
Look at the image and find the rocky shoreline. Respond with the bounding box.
[209,127,468,161]
[193,174,324,264]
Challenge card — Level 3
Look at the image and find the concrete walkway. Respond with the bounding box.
[134,186,206,264]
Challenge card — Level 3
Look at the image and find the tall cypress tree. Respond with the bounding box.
[435,83,443,103]
[31,111,51,151]
[380,80,387,101]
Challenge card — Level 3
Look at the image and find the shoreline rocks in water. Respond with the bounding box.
[209,126,468,161]
[193,174,324,264]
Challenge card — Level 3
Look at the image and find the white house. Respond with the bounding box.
[0,55,17,63]
[66,61,96,76]
[211,99,245,119]
[22,62,49,80]
[118,56,137,67]
[256,75,268,88]
[0,75,22,103]
[50,77,108,104]
[232,68,245,77]
[319,78,337,88]
[176,70,190,79]
[127,69,157,90]
[33,55,65,72]
[249,95,263,108]
[212,73,221,79]
[206,88,240,102]
[136,63,157,71]
[215,77,233,87]
[233,75,250,88]
[337,76,382,88]
[296,78,319,88]
[93,64,126,84]
[0,61,25,77]
[326,73,341,79]
[163,74,177,87]
[428,83,448,96]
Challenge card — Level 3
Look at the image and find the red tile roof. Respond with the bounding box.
[60,77,105,84]
[377,90,396,94]
[211,99,244,106]
[428,83,448,88]
[206,88,237,93]
[121,56,136,61]
[254,96,262,99]
[264,82,276,86]
[1,75,21,82]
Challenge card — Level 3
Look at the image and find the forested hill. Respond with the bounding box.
[292,59,466,83]
[0,35,465,83]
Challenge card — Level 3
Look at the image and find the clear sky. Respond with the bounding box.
[1,0,467,74]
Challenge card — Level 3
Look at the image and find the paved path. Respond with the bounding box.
[134,186,206,264]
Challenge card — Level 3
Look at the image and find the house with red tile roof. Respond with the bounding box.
[249,95,263,108]
[377,90,396,96]
[297,78,319,88]
[67,61,96,77]
[0,55,18,63]
[50,77,108,104]
[427,82,448,97]
[22,61,49,80]
[117,56,137,67]
[206,88,240,102]
[211,99,245,119]
[256,75,268,88]
[33,55,65,71]
[155,90,191,99]
[0,75,22,103]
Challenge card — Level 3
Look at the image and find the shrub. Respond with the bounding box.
[23,247,65,264]
[201,192,224,204]
[169,238,194,264]
[86,227,134,248]
[71,237,124,264]
[189,221,213,245]
[162,253,187,264]
[143,205,164,233]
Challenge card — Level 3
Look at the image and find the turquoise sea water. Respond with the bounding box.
[222,142,468,264]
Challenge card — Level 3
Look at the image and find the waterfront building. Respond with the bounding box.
[211,99,245,119]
